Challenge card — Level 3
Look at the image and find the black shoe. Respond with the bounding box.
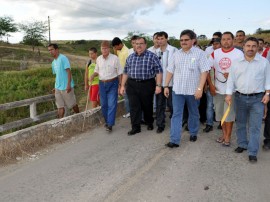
[203,125,213,133]
[217,123,222,130]
[249,155,257,163]
[128,129,141,136]
[156,127,164,133]
[165,142,179,148]
[190,136,197,142]
[147,124,154,130]
[104,123,108,128]
[234,147,247,153]
[140,120,147,125]
[106,126,112,132]
[263,144,270,150]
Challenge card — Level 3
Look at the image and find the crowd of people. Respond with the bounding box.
[48,29,270,163]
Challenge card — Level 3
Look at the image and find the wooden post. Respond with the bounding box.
[30,102,37,119]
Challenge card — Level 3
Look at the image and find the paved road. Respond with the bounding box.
[0,117,270,202]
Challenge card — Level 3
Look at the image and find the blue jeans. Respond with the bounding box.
[99,79,119,127]
[206,89,214,126]
[170,92,200,144]
[234,93,264,156]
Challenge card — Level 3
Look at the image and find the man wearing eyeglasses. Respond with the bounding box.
[163,29,210,148]
[225,37,270,162]
[120,37,163,135]
[209,32,243,146]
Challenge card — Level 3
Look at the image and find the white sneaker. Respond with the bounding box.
[123,113,130,118]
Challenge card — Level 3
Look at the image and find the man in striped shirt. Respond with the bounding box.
[164,29,211,148]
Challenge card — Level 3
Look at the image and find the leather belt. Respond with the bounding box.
[236,91,264,96]
[129,78,154,83]
[100,76,118,83]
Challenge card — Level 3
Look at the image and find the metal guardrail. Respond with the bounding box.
[0,94,57,133]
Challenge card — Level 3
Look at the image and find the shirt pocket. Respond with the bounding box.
[188,57,198,71]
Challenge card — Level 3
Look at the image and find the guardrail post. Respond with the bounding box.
[30,102,37,119]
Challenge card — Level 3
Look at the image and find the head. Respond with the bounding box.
[152,32,160,48]
[243,37,259,59]
[221,31,234,50]
[48,43,59,58]
[111,37,123,51]
[88,47,98,60]
[130,35,139,50]
[135,37,147,55]
[100,40,110,57]
[235,30,246,44]
[157,31,168,47]
[211,38,221,50]
[179,29,196,52]
[258,38,265,51]
[212,31,222,39]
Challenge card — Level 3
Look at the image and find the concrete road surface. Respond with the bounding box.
[0,117,270,202]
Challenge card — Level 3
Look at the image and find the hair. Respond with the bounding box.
[258,38,265,43]
[222,31,234,39]
[180,29,196,40]
[153,32,159,39]
[213,31,222,38]
[89,47,97,53]
[48,43,58,49]
[137,36,147,44]
[243,37,259,45]
[130,35,139,41]
[101,40,110,48]
[157,31,168,39]
[111,37,122,46]
[236,30,245,36]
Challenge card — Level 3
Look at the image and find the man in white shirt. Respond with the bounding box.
[225,37,270,162]
[155,31,177,133]
[89,41,123,132]
[164,29,210,148]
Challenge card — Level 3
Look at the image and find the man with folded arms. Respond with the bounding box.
[225,37,270,163]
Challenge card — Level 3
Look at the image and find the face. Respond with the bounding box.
[135,38,147,55]
[258,40,264,51]
[235,32,245,43]
[48,46,59,58]
[113,44,121,51]
[221,34,234,50]
[153,35,159,47]
[213,42,221,50]
[157,36,167,47]
[131,39,136,50]
[89,50,97,60]
[180,34,194,51]
[243,40,258,58]
[101,46,110,57]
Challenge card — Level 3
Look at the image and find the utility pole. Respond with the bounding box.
[48,16,51,44]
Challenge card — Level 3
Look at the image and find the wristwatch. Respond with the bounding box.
[197,87,202,91]
[156,84,162,87]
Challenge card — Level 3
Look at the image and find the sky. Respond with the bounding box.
[0,0,270,43]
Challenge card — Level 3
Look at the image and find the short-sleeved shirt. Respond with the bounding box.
[124,50,163,80]
[117,44,129,68]
[52,54,74,90]
[88,62,99,85]
[167,47,211,95]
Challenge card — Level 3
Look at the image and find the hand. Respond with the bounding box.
[194,89,203,100]
[164,88,169,98]
[261,95,269,104]
[84,84,89,91]
[120,86,125,96]
[223,72,229,79]
[155,86,161,94]
[66,85,71,93]
[225,95,232,105]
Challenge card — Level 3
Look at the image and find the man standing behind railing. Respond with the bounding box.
[48,43,79,118]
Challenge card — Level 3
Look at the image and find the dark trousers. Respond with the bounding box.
[126,78,155,130]
[264,101,270,145]
[156,87,173,129]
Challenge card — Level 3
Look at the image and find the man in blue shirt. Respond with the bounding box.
[48,43,79,118]
[120,37,163,135]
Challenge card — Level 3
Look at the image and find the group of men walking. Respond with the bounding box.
[48,28,270,163]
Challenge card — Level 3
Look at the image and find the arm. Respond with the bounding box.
[84,64,89,91]
[155,73,163,94]
[120,74,128,95]
[194,71,208,99]
[207,71,216,96]
[164,71,173,98]
[66,68,72,93]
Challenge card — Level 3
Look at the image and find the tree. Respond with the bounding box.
[19,20,48,51]
[0,16,17,42]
